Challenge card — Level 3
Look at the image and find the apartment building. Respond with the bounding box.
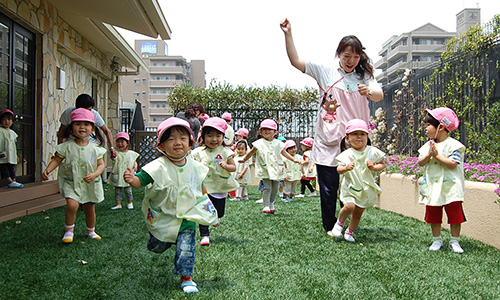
[121,39,206,129]
[375,8,480,85]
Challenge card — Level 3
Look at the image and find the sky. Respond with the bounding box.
[118,0,499,90]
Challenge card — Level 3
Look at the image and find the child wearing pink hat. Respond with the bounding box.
[296,137,317,198]
[240,119,300,213]
[191,117,239,246]
[0,109,23,188]
[281,140,302,202]
[124,117,217,294]
[109,132,139,210]
[42,108,107,244]
[231,139,251,201]
[418,107,466,253]
[332,119,386,243]
[221,112,235,146]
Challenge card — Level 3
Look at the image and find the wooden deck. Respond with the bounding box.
[0,181,65,223]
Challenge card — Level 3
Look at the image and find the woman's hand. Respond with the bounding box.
[357,83,372,97]
[280,18,291,34]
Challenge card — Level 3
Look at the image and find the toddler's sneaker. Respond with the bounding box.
[62,231,74,244]
[127,202,134,209]
[229,197,240,201]
[263,206,272,213]
[241,196,249,201]
[213,218,221,227]
[111,204,122,210]
[429,240,443,251]
[449,241,464,253]
[295,194,305,198]
[180,280,199,294]
[269,204,275,214]
[200,236,210,246]
[326,230,334,237]
[344,233,356,242]
[255,198,264,203]
[331,223,344,238]
[307,191,317,197]
[8,181,24,188]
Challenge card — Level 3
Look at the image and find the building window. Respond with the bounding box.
[133,79,140,84]
[133,92,140,97]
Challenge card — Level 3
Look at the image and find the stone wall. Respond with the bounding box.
[0,0,120,175]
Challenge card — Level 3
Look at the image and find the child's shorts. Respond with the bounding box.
[425,201,466,224]
[258,180,264,192]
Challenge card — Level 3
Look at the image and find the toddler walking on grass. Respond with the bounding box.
[418,107,466,253]
[124,117,218,294]
[296,137,317,198]
[240,119,300,214]
[109,132,139,210]
[332,119,386,242]
[191,117,239,246]
[42,108,107,243]
[282,140,302,202]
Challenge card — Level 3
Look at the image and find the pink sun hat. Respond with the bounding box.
[259,119,277,130]
[71,108,95,123]
[222,112,232,122]
[426,107,459,131]
[345,119,369,134]
[284,140,296,150]
[300,137,314,147]
[0,109,14,119]
[235,128,249,137]
[200,113,210,121]
[157,117,193,144]
[203,117,228,134]
[115,132,130,141]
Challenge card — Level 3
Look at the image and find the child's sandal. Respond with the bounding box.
[180,280,199,293]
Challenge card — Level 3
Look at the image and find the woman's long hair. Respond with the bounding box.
[336,35,374,80]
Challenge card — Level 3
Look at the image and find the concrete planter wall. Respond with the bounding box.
[378,173,500,249]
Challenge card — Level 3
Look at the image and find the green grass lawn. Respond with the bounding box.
[1,184,499,299]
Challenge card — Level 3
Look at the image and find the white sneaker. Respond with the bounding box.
[127,203,134,209]
[307,192,317,197]
[326,230,334,237]
[200,236,210,246]
[111,204,122,210]
[241,196,249,201]
[229,198,240,201]
[344,233,355,242]
[429,240,443,251]
[255,198,264,203]
[295,194,305,198]
[8,181,24,188]
[332,223,343,238]
[449,242,464,253]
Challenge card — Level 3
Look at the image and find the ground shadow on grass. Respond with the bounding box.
[196,277,234,293]
[211,235,250,245]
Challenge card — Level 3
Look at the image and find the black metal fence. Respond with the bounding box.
[369,42,500,156]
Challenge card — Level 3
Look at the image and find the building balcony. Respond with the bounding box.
[150,80,185,88]
[410,44,446,53]
[387,45,409,61]
[148,108,172,114]
[374,57,387,69]
[150,65,186,74]
[149,94,169,101]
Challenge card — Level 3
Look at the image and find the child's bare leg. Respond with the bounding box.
[450,223,461,238]
[431,223,442,237]
[83,204,101,240]
[338,203,355,223]
[347,206,365,232]
[65,198,79,226]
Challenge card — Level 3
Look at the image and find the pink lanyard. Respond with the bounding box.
[318,76,344,105]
